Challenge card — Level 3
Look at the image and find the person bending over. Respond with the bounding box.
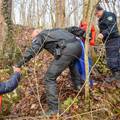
[13,26,86,116]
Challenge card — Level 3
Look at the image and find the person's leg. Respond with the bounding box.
[105,38,120,82]
[44,41,82,115]
[69,62,84,90]
[118,38,120,72]
[44,56,76,115]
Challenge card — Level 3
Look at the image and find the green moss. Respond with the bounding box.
[2,0,16,64]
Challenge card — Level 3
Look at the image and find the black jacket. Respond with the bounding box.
[16,27,85,67]
[98,11,119,40]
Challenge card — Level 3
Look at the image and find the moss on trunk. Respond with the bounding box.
[2,0,16,66]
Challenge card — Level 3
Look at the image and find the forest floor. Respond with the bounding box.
[0,26,120,120]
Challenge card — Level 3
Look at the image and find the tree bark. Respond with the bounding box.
[8,0,12,18]
[0,0,6,53]
[55,0,65,28]
[2,0,16,65]
[72,0,78,25]
[83,0,100,106]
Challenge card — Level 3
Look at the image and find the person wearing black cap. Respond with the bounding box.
[95,5,120,84]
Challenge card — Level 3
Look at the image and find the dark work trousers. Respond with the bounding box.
[105,37,120,72]
[44,40,82,111]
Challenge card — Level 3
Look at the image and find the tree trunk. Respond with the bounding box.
[0,0,6,53]
[55,0,65,28]
[50,0,55,27]
[8,0,12,18]
[72,0,78,25]
[83,0,100,106]
[2,0,16,65]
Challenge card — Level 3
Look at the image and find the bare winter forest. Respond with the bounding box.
[0,0,120,120]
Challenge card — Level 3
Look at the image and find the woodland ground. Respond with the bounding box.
[0,26,120,120]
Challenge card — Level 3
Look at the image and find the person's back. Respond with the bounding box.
[41,28,76,42]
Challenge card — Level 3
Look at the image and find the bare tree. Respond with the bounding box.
[83,0,100,105]
[55,0,65,27]
[72,0,79,25]
[0,0,6,52]
[2,0,16,64]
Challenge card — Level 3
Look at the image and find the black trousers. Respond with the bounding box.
[105,37,120,72]
[44,40,82,110]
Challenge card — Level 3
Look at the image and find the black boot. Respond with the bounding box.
[114,72,120,88]
[105,72,120,83]
[40,109,59,118]
[45,109,59,116]
[75,83,83,91]
[73,79,84,91]
[114,72,120,80]
[43,75,59,117]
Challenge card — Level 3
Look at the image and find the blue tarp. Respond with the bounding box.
[75,39,93,86]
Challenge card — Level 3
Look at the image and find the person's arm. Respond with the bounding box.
[65,26,85,38]
[16,35,44,68]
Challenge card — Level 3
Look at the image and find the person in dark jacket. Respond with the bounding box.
[95,5,120,83]
[13,27,86,116]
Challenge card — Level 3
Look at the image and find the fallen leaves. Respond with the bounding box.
[0,26,120,120]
